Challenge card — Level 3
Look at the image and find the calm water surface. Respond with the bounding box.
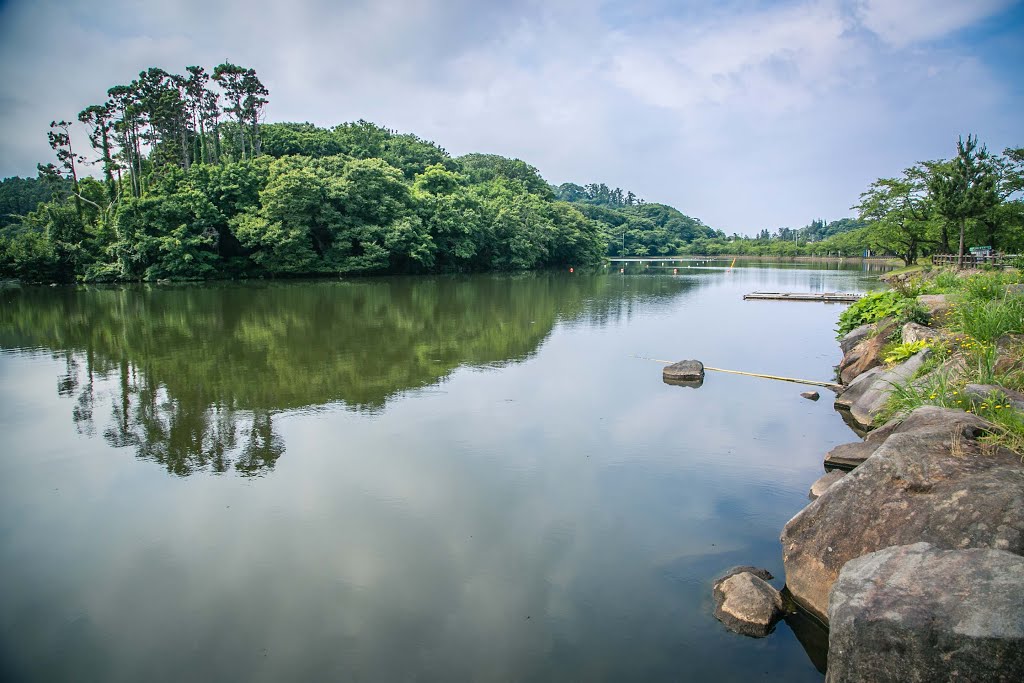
[0,264,885,681]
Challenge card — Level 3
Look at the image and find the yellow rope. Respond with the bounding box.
[631,356,840,390]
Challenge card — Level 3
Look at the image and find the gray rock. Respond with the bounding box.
[995,334,1023,375]
[781,406,1023,624]
[901,322,942,345]
[663,359,704,382]
[827,542,1024,683]
[823,415,904,470]
[964,384,1024,411]
[837,319,898,385]
[1007,283,1024,296]
[800,390,820,400]
[833,349,931,431]
[716,565,774,582]
[808,470,845,499]
[712,571,784,638]
[823,441,876,469]
[839,320,885,355]
[917,293,952,323]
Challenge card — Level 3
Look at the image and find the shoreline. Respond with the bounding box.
[788,268,1023,679]
[715,266,1024,680]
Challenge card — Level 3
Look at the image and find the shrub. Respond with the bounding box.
[837,290,921,337]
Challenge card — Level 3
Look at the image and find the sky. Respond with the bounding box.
[0,0,1021,234]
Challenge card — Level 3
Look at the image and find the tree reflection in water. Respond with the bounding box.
[1,273,699,476]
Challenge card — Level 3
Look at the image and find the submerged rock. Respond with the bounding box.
[827,542,1024,683]
[808,470,845,500]
[781,406,1023,624]
[800,390,820,400]
[712,571,784,638]
[662,360,704,383]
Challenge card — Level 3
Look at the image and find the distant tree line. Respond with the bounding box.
[677,137,1023,263]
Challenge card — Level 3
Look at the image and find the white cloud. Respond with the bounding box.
[0,0,1019,233]
[855,0,1014,48]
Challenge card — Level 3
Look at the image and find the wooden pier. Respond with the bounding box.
[743,291,862,303]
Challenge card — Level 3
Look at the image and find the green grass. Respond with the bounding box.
[870,267,1024,456]
[953,295,1024,343]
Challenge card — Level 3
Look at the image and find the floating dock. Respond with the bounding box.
[743,292,862,303]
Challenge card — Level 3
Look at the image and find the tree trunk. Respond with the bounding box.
[67,136,83,220]
[100,127,114,201]
[251,117,261,157]
[197,117,207,165]
[180,126,191,171]
[957,217,966,269]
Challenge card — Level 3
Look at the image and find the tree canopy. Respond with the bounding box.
[0,63,619,282]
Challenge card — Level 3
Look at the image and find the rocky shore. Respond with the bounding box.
[713,272,1024,681]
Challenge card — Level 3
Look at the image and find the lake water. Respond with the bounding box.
[0,262,886,681]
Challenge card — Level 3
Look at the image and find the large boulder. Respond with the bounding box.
[781,406,1024,624]
[837,319,898,385]
[712,571,784,637]
[827,542,1024,683]
[833,349,932,431]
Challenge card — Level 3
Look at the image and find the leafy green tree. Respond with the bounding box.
[458,154,554,199]
[927,135,999,267]
[854,165,936,265]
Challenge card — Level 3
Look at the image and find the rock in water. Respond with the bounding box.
[823,415,904,470]
[800,391,820,400]
[808,470,845,500]
[716,565,774,582]
[827,542,1024,683]
[712,571,784,638]
[662,360,704,383]
[833,349,932,431]
[781,406,1024,624]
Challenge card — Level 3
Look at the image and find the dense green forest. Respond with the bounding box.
[0,63,609,282]
[0,61,1020,282]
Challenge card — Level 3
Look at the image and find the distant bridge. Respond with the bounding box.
[607,257,724,264]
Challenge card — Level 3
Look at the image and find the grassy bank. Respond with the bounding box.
[838,267,1024,455]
